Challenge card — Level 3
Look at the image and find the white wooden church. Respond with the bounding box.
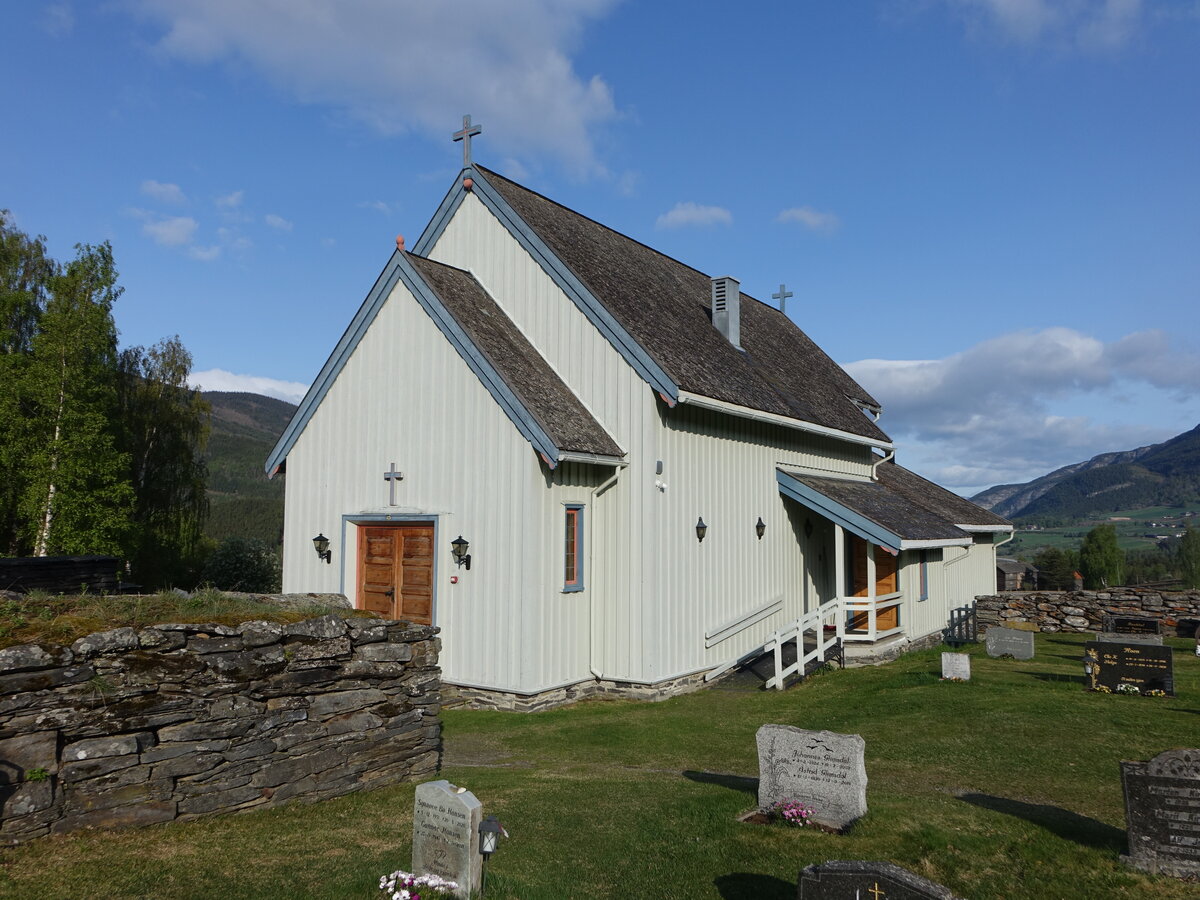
[266,121,1010,708]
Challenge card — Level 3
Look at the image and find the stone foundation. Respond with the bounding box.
[843,630,945,667]
[0,614,442,843]
[975,589,1200,634]
[445,669,711,712]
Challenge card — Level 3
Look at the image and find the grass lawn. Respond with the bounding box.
[2,633,1198,899]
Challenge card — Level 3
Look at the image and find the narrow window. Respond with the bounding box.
[564,505,584,591]
[919,550,930,602]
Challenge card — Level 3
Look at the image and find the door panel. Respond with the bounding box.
[356,523,435,625]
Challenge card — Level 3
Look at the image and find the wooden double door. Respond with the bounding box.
[357,523,434,624]
[848,536,899,632]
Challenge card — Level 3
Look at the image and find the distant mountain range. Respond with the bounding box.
[202,391,297,546]
[970,424,1200,520]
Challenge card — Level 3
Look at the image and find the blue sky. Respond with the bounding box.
[3,1,1198,495]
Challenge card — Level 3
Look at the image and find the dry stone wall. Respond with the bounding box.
[0,614,441,843]
[976,589,1200,634]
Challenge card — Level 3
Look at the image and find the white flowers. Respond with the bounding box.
[378,870,459,899]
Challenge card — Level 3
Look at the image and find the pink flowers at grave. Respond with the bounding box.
[772,799,816,827]
[378,869,459,900]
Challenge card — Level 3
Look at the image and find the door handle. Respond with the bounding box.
[384,589,394,597]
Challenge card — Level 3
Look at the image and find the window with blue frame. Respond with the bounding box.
[564,504,584,591]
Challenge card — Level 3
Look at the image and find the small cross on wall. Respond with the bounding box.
[452,114,483,167]
[383,463,404,506]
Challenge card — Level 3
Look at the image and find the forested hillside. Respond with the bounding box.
[202,392,296,547]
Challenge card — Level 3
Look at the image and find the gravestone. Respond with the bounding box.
[1083,641,1174,696]
[1105,615,1161,635]
[756,725,867,831]
[985,626,1035,660]
[799,861,963,900]
[1096,632,1162,646]
[412,780,482,898]
[941,652,970,680]
[1120,748,1200,879]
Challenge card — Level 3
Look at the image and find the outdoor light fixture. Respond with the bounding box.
[695,517,708,543]
[478,815,504,897]
[312,533,331,564]
[755,517,766,540]
[451,535,472,570]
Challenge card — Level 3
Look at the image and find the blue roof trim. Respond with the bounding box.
[776,470,903,552]
[265,251,563,476]
[416,166,679,405]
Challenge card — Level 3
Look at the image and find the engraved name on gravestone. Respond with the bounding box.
[799,860,964,900]
[985,626,1035,660]
[1083,641,1174,696]
[756,725,867,831]
[1120,748,1200,879]
[1096,632,1163,646]
[1106,615,1161,635]
[941,652,971,680]
[412,780,482,898]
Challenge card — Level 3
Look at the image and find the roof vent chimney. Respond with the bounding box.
[711,276,742,349]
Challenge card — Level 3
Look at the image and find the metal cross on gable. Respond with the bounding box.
[384,462,404,506]
[772,283,793,316]
[452,114,482,167]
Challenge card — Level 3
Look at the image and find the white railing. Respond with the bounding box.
[762,597,843,690]
[763,592,906,690]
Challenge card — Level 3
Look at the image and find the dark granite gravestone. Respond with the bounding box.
[1120,748,1200,879]
[798,861,963,900]
[1083,641,1174,696]
[1104,615,1161,635]
[985,626,1035,660]
[1095,632,1163,646]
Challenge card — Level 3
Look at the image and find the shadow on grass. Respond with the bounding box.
[958,793,1126,853]
[1027,671,1087,685]
[714,872,795,899]
[683,770,758,798]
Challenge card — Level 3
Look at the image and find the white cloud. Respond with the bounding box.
[655,202,732,230]
[216,190,244,208]
[265,213,293,231]
[142,215,198,246]
[938,0,1144,48]
[141,179,187,204]
[357,200,391,215]
[130,0,621,174]
[43,3,75,36]
[189,369,309,404]
[777,205,841,233]
[844,326,1200,493]
[188,245,221,261]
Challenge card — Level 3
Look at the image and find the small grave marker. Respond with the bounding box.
[799,860,963,899]
[1096,631,1162,646]
[1105,615,1161,635]
[1121,748,1200,879]
[941,652,970,680]
[1083,641,1174,696]
[756,725,867,831]
[412,780,482,898]
[985,626,1035,660]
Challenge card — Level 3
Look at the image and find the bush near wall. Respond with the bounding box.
[0,614,441,843]
[975,589,1200,635]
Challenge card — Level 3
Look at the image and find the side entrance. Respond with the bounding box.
[356,522,435,624]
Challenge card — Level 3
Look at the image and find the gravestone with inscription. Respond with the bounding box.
[412,780,482,898]
[985,626,1035,660]
[1096,631,1162,646]
[1105,615,1161,635]
[941,652,970,680]
[1083,641,1174,696]
[799,860,963,900]
[1121,748,1200,878]
[756,725,867,831]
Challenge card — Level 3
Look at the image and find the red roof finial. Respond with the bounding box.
[396,234,405,251]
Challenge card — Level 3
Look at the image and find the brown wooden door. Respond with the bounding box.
[357,523,434,624]
[849,537,900,631]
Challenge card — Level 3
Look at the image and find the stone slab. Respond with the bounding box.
[1120,749,1200,879]
[1095,632,1162,646]
[985,627,1035,660]
[756,725,866,831]
[1084,641,1174,696]
[799,860,963,899]
[941,653,971,680]
[412,780,482,898]
[1105,615,1161,635]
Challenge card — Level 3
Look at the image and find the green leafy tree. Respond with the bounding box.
[1033,546,1076,590]
[200,537,281,593]
[1179,526,1200,589]
[18,242,133,556]
[1079,524,1124,589]
[117,337,211,587]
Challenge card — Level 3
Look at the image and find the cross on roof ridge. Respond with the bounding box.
[452,114,483,167]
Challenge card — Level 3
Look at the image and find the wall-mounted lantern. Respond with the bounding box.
[451,535,472,570]
[695,517,708,543]
[478,815,505,896]
[755,517,766,540]
[312,533,331,564]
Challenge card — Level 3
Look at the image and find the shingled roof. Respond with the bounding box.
[476,166,890,444]
[874,460,1012,530]
[408,254,623,459]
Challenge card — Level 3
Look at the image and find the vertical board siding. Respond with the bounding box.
[281,277,600,693]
